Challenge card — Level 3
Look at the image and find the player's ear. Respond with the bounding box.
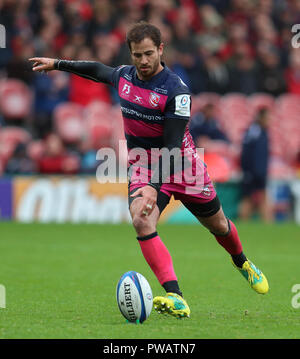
[158,43,164,56]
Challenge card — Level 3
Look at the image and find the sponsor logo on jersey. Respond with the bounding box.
[149,92,160,108]
[154,87,168,94]
[122,83,131,96]
[202,185,211,197]
[133,95,143,104]
[124,73,132,81]
[181,95,189,106]
[120,106,163,121]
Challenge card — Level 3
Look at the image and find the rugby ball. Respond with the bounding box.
[116,271,153,323]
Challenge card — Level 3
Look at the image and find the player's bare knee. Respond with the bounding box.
[132,215,153,235]
[132,215,145,231]
[211,217,229,235]
[218,218,230,235]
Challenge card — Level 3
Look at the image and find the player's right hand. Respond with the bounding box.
[28,57,56,73]
[130,185,157,217]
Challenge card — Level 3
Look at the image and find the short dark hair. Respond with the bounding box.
[257,106,269,119]
[126,21,162,51]
[255,106,270,124]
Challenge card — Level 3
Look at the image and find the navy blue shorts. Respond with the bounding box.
[128,184,221,218]
[241,174,267,197]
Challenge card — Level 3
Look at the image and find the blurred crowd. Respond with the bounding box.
[0,0,300,176]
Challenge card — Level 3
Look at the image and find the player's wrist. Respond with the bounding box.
[54,59,61,70]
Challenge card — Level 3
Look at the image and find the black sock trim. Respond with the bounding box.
[137,231,158,241]
[231,252,247,268]
[162,280,183,297]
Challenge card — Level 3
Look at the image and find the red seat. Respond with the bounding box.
[110,106,125,141]
[248,93,275,113]
[27,140,46,161]
[0,126,31,145]
[219,94,252,139]
[0,126,32,166]
[220,95,250,125]
[191,93,221,115]
[53,102,84,144]
[109,106,128,168]
[85,117,113,149]
[0,79,32,119]
[84,101,113,149]
[276,94,300,110]
[274,94,300,163]
[84,100,111,116]
[204,152,232,182]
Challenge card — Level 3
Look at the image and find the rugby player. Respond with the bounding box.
[29,21,269,319]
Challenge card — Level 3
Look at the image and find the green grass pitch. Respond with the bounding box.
[0,221,299,339]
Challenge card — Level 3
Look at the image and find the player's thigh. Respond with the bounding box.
[128,187,171,235]
[130,196,160,234]
[128,186,171,214]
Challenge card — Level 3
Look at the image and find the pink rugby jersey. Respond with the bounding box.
[110,63,197,169]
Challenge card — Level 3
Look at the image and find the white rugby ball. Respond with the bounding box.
[116,271,153,323]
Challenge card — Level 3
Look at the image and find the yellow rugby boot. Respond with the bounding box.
[153,293,190,318]
[232,259,269,294]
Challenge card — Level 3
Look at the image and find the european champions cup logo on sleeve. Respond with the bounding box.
[0,284,6,308]
[0,24,6,48]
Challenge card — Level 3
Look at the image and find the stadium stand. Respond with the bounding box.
[53,102,84,144]
[0,79,32,120]
[0,0,299,178]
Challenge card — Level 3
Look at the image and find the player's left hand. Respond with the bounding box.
[131,185,157,217]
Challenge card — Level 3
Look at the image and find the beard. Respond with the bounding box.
[137,57,160,80]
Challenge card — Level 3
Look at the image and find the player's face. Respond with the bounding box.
[130,37,164,81]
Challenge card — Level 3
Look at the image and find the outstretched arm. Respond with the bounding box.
[29,57,114,84]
